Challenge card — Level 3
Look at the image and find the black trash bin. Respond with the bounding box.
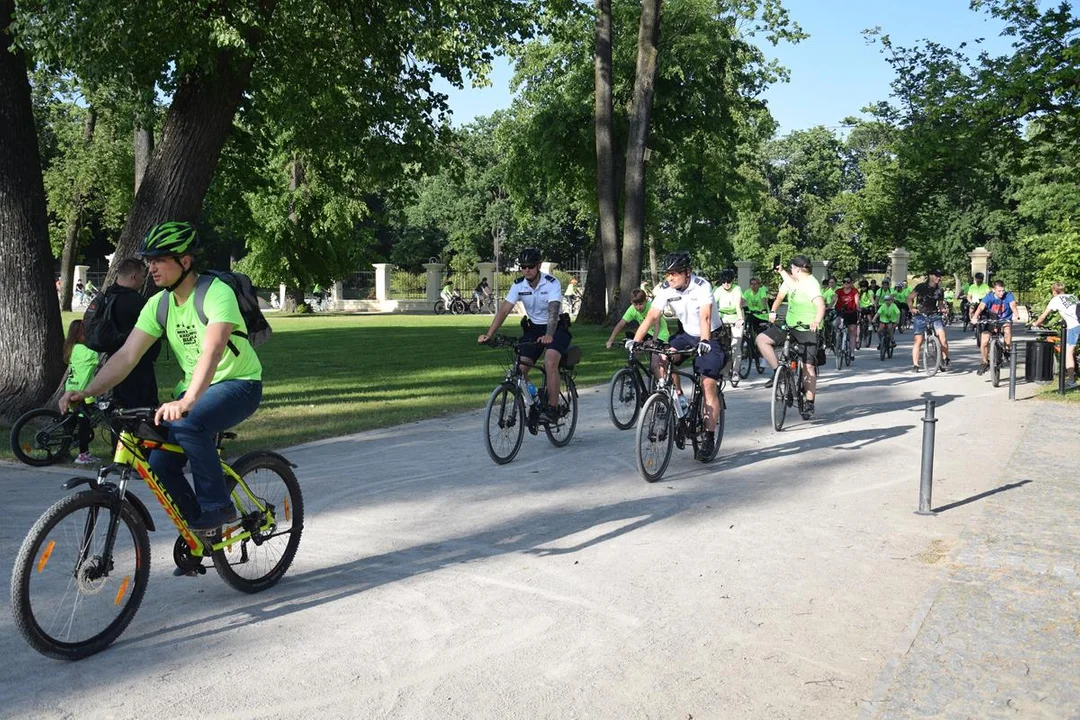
[1025,340,1055,383]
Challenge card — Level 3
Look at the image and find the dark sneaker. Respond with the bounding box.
[538,407,559,425]
[801,401,815,420]
[977,363,989,376]
[189,505,239,531]
[911,365,921,373]
[695,433,715,461]
[944,358,951,370]
[764,376,774,389]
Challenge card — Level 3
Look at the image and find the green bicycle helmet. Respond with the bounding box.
[139,221,199,258]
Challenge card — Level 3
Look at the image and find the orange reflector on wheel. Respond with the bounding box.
[37,541,55,572]
[114,576,130,605]
[284,496,291,522]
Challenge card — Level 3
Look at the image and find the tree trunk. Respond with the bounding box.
[618,0,662,313]
[594,0,620,321]
[0,0,66,421]
[134,119,154,194]
[647,233,658,287]
[578,232,608,324]
[59,107,98,311]
[105,49,256,285]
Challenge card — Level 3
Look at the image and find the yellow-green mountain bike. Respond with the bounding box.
[10,407,303,660]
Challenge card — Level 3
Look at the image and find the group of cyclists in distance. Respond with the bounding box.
[481,247,1051,452]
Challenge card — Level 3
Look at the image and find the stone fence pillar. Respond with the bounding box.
[331,281,343,310]
[423,262,445,302]
[735,260,754,289]
[811,259,830,282]
[372,263,391,301]
[889,247,911,287]
[278,283,287,309]
[969,246,991,282]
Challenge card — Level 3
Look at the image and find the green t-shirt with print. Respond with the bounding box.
[781,275,823,328]
[822,287,837,308]
[858,291,875,308]
[135,277,263,397]
[65,343,98,393]
[623,302,670,341]
[876,303,901,324]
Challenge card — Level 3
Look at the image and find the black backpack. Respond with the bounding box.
[82,289,126,353]
[155,271,272,355]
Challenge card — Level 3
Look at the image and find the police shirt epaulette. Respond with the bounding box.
[514,276,524,284]
[693,276,705,285]
[544,274,556,282]
[660,281,670,289]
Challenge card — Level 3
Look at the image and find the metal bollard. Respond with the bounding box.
[916,399,937,516]
[1009,340,1018,401]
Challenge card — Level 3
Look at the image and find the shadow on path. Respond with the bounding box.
[932,479,1033,513]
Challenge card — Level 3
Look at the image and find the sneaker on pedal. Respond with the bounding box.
[911,364,921,373]
[801,401,815,420]
[977,363,989,376]
[764,376,774,389]
[695,433,715,461]
[190,505,240,531]
[538,406,559,425]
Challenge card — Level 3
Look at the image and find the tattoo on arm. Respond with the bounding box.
[546,301,560,336]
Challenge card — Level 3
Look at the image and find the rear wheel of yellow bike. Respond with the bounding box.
[214,454,304,593]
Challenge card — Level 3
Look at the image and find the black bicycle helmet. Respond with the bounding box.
[139,221,199,258]
[718,268,736,285]
[517,248,541,266]
[661,251,693,273]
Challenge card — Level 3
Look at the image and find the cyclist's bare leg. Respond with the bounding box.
[804,360,817,402]
[702,376,720,431]
[847,323,857,350]
[1003,323,1012,351]
[912,332,924,366]
[756,332,778,370]
[980,331,991,364]
[543,349,561,407]
[937,326,949,359]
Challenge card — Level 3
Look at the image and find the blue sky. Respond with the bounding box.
[434,0,1016,134]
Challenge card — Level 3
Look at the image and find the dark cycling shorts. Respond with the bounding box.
[838,309,858,326]
[762,324,819,363]
[669,331,725,380]
[519,321,572,362]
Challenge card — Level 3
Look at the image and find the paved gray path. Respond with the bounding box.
[0,327,1074,718]
[865,400,1080,719]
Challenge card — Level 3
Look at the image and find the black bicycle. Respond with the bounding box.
[980,319,1011,388]
[771,324,816,431]
[10,402,118,467]
[878,323,896,361]
[608,341,658,430]
[482,335,580,464]
[858,310,875,349]
[634,343,725,482]
[469,294,497,315]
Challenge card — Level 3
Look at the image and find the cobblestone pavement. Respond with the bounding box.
[866,400,1080,719]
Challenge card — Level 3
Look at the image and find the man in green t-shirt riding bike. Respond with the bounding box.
[61,221,264,531]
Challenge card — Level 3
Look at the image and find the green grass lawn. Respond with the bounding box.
[6,313,623,459]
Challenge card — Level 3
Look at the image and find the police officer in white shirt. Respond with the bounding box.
[479,248,571,424]
[629,250,725,461]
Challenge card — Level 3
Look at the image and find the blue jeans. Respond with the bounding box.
[150,380,262,521]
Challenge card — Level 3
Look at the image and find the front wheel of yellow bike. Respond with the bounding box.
[213,454,304,594]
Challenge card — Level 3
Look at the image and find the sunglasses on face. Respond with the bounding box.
[521,264,538,270]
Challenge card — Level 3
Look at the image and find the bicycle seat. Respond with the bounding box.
[561,345,582,369]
